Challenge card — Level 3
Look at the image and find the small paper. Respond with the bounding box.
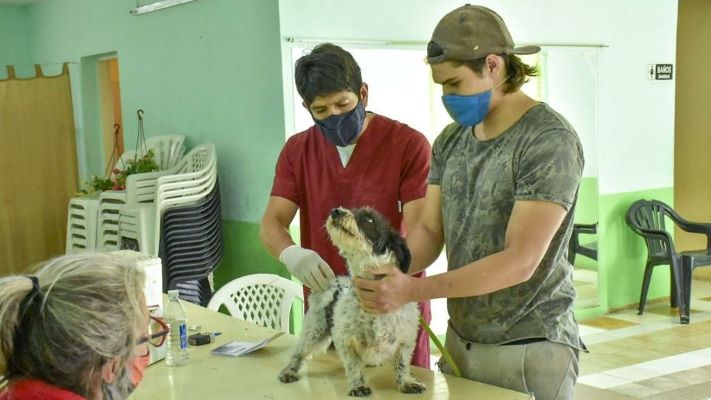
[210,332,284,357]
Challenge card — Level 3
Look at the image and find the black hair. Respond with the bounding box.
[294,43,363,106]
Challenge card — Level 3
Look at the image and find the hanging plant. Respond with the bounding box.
[79,149,159,194]
[78,124,123,197]
[113,149,159,190]
[78,175,114,196]
[78,110,158,195]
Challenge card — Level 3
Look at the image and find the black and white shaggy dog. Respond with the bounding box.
[278,207,425,397]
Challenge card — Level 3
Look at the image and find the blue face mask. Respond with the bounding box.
[441,78,506,127]
[313,101,366,147]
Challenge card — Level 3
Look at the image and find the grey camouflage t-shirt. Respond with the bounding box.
[429,103,585,350]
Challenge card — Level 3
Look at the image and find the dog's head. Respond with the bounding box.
[326,207,410,276]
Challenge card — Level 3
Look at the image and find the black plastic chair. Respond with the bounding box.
[625,199,711,324]
[159,179,224,306]
[568,223,598,264]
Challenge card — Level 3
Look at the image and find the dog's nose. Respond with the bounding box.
[330,208,345,219]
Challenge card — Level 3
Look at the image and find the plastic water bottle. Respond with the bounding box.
[164,290,189,366]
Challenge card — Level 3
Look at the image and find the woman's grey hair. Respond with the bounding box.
[0,253,146,398]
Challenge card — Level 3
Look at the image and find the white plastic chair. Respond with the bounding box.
[207,273,304,333]
[96,197,124,251]
[116,135,185,171]
[118,205,157,255]
[154,144,217,213]
[65,197,99,253]
[146,135,186,171]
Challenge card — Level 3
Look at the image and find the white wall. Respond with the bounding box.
[542,49,600,178]
[279,0,678,195]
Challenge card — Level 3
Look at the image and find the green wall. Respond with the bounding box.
[17,0,286,287]
[0,6,31,76]
[213,220,286,286]
[575,177,598,224]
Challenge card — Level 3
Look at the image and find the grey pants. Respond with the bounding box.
[438,327,579,400]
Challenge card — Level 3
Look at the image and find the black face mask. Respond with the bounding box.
[312,101,366,147]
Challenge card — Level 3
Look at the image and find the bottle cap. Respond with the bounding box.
[168,289,180,298]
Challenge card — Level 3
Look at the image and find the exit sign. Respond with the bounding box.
[648,64,673,80]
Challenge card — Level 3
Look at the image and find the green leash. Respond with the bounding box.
[418,316,462,378]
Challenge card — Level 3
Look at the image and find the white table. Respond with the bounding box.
[130,299,533,400]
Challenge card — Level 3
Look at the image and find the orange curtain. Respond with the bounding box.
[0,64,78,275]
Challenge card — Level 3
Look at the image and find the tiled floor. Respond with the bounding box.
[574,267,600,309]
[576,278,711,399]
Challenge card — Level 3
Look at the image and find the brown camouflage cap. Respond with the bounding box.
[428,4,540,64]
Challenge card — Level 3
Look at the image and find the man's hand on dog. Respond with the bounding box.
[354,265,416,313]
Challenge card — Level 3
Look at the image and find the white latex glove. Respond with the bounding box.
[279,245,335,292]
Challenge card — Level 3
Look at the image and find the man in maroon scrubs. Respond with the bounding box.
[260,43,432,368]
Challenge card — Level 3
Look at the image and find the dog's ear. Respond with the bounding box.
[372,234,389,256]
[382,232,410,273]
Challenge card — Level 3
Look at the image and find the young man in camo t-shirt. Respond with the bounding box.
[355,5,586,400]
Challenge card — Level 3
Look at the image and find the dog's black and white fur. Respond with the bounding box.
[278,207,425,397]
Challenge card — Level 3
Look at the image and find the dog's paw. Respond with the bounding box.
[347,385,372,397]
[399,380,426,394]
[278,369,300,383]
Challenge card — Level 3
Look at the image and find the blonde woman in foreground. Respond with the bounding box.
[0,253,165,400]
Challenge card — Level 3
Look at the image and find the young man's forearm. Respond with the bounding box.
[405,224,444,274]
[411,249,539,301]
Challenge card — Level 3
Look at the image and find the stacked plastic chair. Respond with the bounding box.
[65,197,100,253]
[97,135,185,251]
[66,135,185,254]
[160,180,223,306]
[175,279,214,307]
[116,143,222,306]
[66,140,221,306]
[118,143,217,257]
